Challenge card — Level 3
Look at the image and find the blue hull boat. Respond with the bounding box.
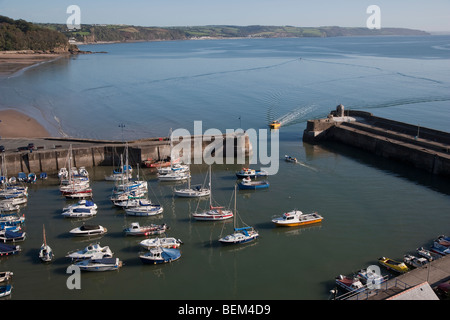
[0,244,21,256]
[238,180,269,190]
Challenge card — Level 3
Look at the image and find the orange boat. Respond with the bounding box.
[269,120,281,129]
[271,210,323,227]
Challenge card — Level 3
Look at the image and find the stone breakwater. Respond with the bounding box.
[1,133,251,176]
[303,105,450,178]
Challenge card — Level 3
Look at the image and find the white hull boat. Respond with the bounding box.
[69,225,107,237]
[139,237,182,249]
[66,243,113,261]
[139,246,181,264]
[123,222,168,236]
[75,257,122,272]
[125,204,163,216]
[62,207,97,218]
[63,200,97,211]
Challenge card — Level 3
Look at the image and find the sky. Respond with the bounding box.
[1,0,449,32]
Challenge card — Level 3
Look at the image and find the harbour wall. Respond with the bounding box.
[2,133,251,176]
[303,106,450,178]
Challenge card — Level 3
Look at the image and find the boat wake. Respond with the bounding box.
[272,105,318,127]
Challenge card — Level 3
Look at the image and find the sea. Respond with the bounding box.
[0,35,450,300]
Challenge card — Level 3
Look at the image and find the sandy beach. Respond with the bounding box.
[0,51,63,77]
[0,109,50,138]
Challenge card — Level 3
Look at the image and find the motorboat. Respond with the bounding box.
[139,237,183,250]
[0,229,26,243]
[417,247,434,261]
[0,201,20,212]
[139,246,181,265]
[335,275,365,293]
[378,257,410,273]
[431,241,450,256]
[357,268,387,287]
[157,163,189,175]
[61,207,97,218]
[0,215,25,227]
[0,271,13,283]
[0,244,21,256]
[0,284,12,298]
[75,257,122,272]
[66,243,113,261]
[271,210,323,227]
[218,185,258,245]
[235,168,268,179]
[124,203,163,216]
[237,177,269,190]
[403,254,428,269]
[436,235,450,247]
[123,222,168,236]
[63,200,97,211]
[285,155,298,163]
[39,225,53,262]
[269,120,281,129]
[69,224,107,237]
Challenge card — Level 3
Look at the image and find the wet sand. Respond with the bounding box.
[0,51,62,77]
[0,109,51,138]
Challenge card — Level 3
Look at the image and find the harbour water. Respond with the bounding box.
[1,35,450,300]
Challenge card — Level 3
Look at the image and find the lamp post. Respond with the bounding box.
[118,123,125,143]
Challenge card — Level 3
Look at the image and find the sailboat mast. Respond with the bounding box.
[43,224,47,246]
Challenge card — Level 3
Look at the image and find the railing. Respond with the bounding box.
[334,275,411,300]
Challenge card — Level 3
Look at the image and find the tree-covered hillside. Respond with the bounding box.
[0,15,72,51]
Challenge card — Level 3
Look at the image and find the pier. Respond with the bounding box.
[0,132,251,176]
[303,105,450,178]
[339,254,450,300]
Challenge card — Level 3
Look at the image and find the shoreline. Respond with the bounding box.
[0,109,51,138]
[0,51,66,77]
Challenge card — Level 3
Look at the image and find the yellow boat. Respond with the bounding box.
[269,120,281,129]
[378,256,410,274]
[272,210,323,227]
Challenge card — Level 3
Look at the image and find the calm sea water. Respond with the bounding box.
[1,35,450,300]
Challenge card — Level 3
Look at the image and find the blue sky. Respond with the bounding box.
[1,0,449,31]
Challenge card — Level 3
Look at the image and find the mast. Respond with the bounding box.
[43,224,47,246]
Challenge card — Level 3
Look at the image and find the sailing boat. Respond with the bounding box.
[60,145,92,199]
[191,166,233,221]
[158,129,190,182]
[174,164,211,198]
[39,224,53,262]
[218,185,259,244]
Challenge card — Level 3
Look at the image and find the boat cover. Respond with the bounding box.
[85,201,95,207]
[0,243,18,253]
[162,248,181,260]
[91,257,116,264]
[3,230,23,238]
[80,225,100,231]
[73,208,92,213]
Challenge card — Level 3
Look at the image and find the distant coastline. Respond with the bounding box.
[51,24,430,45]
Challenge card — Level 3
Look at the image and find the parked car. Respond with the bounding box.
[0,146,4,152]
